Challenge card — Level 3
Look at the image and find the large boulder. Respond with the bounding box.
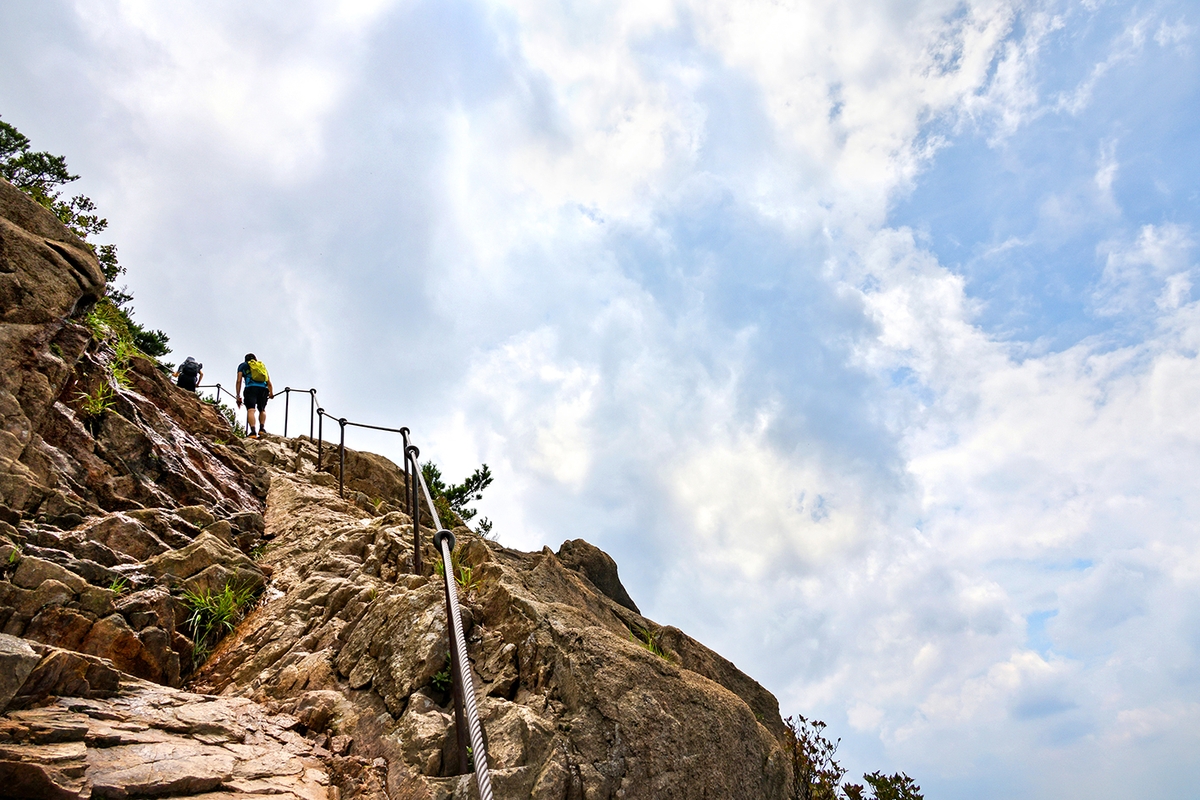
[557,537,640,613]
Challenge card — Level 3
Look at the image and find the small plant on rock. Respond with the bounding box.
[108,576,128,595]
[85,299,128,341]
[182,581,258,665]
[431,652,453,692]
[628,625,672,661]
[435,547,484,594]
[75,384,115,434]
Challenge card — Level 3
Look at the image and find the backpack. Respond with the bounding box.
[247,359,269,383]
[177,358,201,390]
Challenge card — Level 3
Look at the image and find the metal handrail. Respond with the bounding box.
[198,384,317,440]
[196,378,493,792]
[196,382,239,407]
[314,408,493,794]
[277,387,317,439]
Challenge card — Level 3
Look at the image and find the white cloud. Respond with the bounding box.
[1095,222,1195,316]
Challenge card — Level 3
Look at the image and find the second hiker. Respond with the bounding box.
[235,353,274,438]
[173,356,203,392]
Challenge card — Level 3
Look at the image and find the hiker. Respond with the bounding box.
[172,357,203,392]
[235,353,274,438]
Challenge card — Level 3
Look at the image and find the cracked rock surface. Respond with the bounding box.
[0,678,339,800]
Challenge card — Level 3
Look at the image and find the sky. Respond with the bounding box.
[2,1,1198,796]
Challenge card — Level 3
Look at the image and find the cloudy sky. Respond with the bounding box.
[3,0,1198,796]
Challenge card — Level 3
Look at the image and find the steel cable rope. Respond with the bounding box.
[415,453,495,800]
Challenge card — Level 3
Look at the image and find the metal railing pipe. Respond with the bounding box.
[194,375,493,787]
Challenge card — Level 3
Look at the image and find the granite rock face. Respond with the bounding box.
[0,176,793,798]
[188,450,790,799]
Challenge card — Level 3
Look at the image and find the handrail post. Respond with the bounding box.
[338,418,347,498]
[283,388,290,438]
[400,427,411,517]
[442,562,471,775]
[407,444,421,575]
[317,408,325,465]
[309,389,316,440]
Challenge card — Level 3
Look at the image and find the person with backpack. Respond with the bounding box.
[235,353,274,438]
[173,357,203,392]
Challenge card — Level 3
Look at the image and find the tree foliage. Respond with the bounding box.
[0,116,170,357]
[420,461,494,533]
[785,714,923,800]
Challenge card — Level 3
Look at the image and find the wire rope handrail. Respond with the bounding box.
[196,380,493,794]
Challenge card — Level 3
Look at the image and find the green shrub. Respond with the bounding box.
[783,715,924,800]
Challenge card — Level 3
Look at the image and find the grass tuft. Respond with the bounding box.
[629,625,672,661]
[181,581,258,666]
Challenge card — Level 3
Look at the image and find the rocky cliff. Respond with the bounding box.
[0,177,791,799]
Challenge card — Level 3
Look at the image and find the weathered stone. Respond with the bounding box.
[24,606,95,650]
[114,588,176,632]
[557,537,640,613]
[123,508,200,548]
[201,519,235,545]
[175,505,217,529]
[395,692,451,777]
[80,513,169,561]
[10,646,120,708]
[79,615,143,675]
[144,532,262,585]
[229,510,265,533]
[14,578,74,615]
[77,586,117,618]
[0,633,41,712]
[294,690,344,732]
[11,555,87,593]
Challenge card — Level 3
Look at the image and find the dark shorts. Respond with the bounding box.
[244,386,269,411]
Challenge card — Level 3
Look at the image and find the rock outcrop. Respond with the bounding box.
[0,177,793,799]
